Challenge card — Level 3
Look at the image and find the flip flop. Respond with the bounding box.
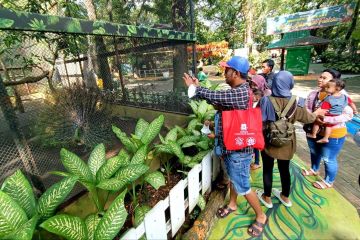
[272,188,292,207]
[301,168,318,176]
[247,218,268,237]
[313,180,332,190]
[256,189,273,208]
[216,205,236,218]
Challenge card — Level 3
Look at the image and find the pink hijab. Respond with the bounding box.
[251,75,271,96]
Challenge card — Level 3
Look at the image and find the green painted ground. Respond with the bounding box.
[209,155,360,240]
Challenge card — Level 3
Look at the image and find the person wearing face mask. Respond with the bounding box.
[302,69,354,190]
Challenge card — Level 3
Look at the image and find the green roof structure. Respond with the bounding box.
[267,30,330,49]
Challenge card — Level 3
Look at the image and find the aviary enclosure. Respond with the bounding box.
[0,1,219,239]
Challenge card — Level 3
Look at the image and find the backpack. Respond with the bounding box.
[265,96,297,147]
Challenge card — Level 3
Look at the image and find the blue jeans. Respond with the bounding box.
[224,152,252,195]
[307,136,345,184]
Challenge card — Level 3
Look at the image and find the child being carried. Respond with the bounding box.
[307,79,355,143]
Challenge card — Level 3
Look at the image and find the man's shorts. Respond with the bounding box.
[224,152,252,195]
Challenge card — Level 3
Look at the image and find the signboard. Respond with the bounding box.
[266,3,356,35]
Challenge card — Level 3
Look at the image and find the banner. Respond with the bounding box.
[266,3,356,35]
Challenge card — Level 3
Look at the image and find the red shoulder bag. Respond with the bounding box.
[221,91,265,150]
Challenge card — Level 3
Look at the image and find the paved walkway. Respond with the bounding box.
[295,124,360,214]
[209,157,360,239]
[292,78,360,214]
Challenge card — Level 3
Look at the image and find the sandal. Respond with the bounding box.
[301,168,318,176]
[216,205,236,218]
[247,218,268,237]
[250,163,261,170]
[313,180,332,190]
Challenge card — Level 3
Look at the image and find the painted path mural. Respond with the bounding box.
[209,155,360,239]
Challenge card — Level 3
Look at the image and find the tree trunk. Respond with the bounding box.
[173,45,188,91]
[182,188,228,240]
[95,36,113,90]
[84,0,113,90]
[172,0,188,91]
[245,0,254,54]
[345,0,359,41]
[84,37,98,89]
[107,0,126,96]
[338,0,360,54]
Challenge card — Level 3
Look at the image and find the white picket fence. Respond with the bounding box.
[121,151,220,240]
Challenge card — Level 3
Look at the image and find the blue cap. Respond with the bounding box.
[220,56,250,74]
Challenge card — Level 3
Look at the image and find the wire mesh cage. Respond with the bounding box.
[0,0,196,200]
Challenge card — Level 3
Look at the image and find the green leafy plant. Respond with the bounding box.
[46,136,162,239]
[155,100,215,171]
[134,205,151,227]
[112,116,166,217]
[248,50,272,69]
[56,142,151,213]
[155,128,210,170]
[111,116,166,189]
[197,195,206,211]
[40,190,128,240]
[0,170,77,239]
[324,59,360,73]
[321,51,360,73]
[188,100,217,123]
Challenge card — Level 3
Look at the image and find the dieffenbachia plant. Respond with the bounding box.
[155,100,215,168]
[40,190,128,240]
[40,115,167,240]
[112,115,166,224]
[0,170,77,240]
[155,126,210,169]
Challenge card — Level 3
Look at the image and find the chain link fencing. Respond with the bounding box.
[0,0,196,200]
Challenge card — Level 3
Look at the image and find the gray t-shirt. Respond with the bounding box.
[323,94,348,115]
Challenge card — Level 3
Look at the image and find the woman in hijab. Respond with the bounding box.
[250,75,272,97]
[256,71,323,208]
[249,75,271,170]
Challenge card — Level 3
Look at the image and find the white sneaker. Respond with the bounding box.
[272,188,292,207]
[256,189,273,208]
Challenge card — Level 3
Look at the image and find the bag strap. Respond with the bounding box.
[312,92,319,112]
[280,95,297,119]
[269,96,281,118]
[269,96,297,119]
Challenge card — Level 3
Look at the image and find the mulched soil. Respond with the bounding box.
[140,172,183,207]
